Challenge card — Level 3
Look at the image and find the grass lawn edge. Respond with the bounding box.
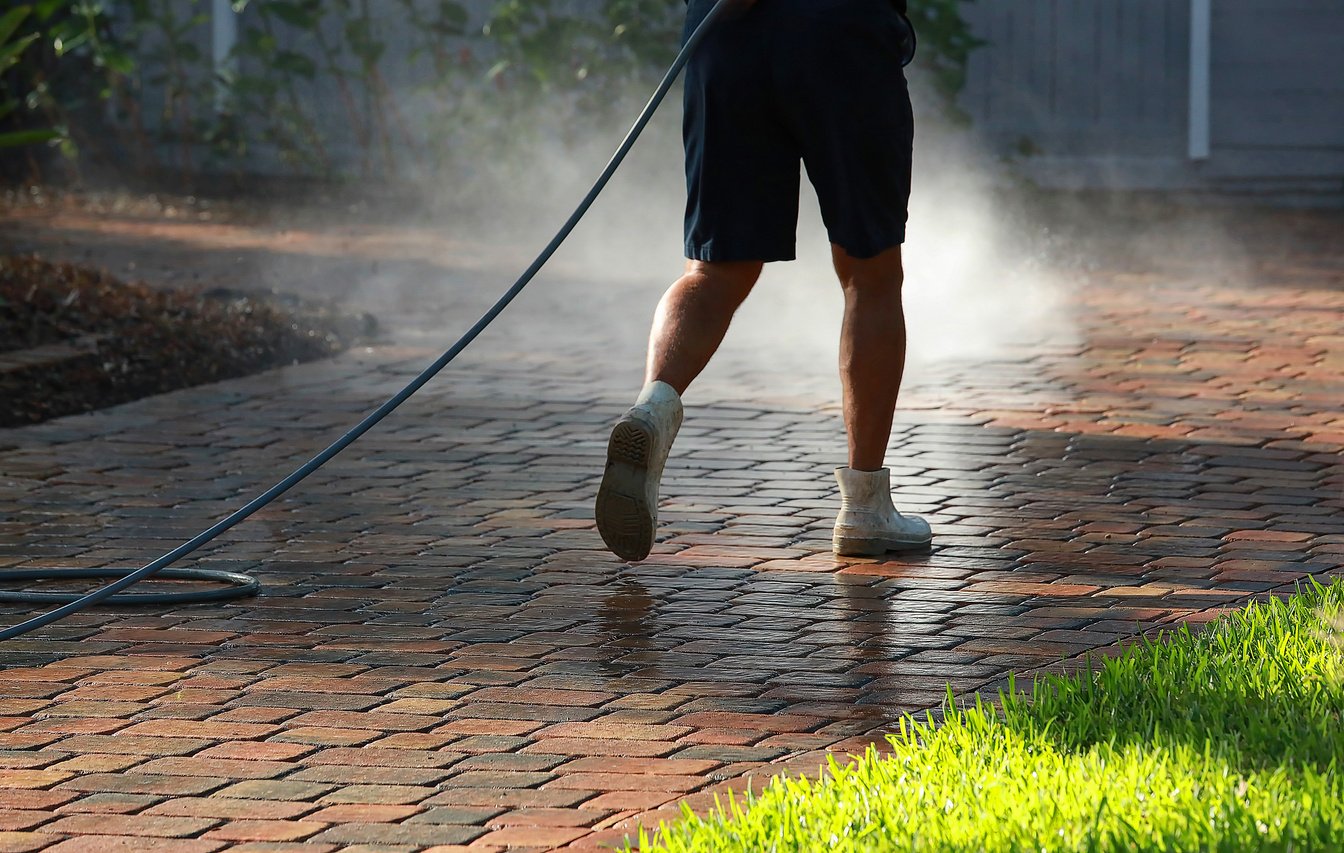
[635,579,1344,852]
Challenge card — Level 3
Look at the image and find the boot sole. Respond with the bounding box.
[833,535,933,557]
[596,417,657,561]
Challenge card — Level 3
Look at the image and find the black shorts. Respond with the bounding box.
[682,0,916,262]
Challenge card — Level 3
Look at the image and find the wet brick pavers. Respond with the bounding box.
[2,262,1343,852]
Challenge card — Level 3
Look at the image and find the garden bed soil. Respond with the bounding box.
[1,254,376,427]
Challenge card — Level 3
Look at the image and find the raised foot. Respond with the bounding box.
[596,417,656,561]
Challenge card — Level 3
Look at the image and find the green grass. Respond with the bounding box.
[638,580,1344,852]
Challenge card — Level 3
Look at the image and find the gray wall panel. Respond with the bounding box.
[960,0,1187,159]
[960,0,1343,193]
[1210,0,1344,152]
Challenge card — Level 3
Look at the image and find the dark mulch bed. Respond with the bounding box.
[1,255,376,427]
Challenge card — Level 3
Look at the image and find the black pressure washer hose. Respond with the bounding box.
[0,0,735,643]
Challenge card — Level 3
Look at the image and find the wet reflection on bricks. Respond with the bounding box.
[2,268,1342,849]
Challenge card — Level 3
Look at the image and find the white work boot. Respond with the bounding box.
[832,466,932,556]
[595,381,683,561]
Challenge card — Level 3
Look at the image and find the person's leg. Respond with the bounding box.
[832,243,906,471]
[646,259,764,393]
[596,259,762,562]
[597,0,782,563]
[830,242,930,556]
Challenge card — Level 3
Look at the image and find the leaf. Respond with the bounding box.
[268,1,318,29]
[0,5,31,45]
[100,47,136,75]
[0,32,39,73]
[249,31,277,54]
[346,28,386,65]
[33,0,62,22]
[344,18,385,63]
[54,30,91,57]
[0,128,59,149]
[272,49,316,78]
[437,1,469,32]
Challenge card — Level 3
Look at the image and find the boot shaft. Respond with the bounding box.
[835,466,894,513]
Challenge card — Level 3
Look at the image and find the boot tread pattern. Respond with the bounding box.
[609,418,651,467]
[596,418,656,561]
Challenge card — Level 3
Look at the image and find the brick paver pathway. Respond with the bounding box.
[2,207,1342,851]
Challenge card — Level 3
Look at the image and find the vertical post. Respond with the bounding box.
[212,0,238,114]
[1188,0,1211,160]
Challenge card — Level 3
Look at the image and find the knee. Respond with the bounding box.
[686,259,762,304]
[838,265,905,302]
[839,266,904,297]
[834,245,904,297]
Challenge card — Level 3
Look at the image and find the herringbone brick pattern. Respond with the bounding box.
[2,222,1342,851]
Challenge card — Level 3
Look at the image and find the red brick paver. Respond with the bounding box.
[3,206,1342,851]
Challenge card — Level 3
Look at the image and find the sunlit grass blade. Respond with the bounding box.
[638,579,1344,852]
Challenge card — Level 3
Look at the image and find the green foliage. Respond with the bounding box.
[0,8,41,77]
[639,580,1344,852]
[0,6,43,153]
[482,0,680,98]
[227,0,332,174]
[0,0,152,183]
[118,0,213,178]
[475,0,982,116]
[424,0,684,173]
[1,0,985,182]
[909,0,985,115]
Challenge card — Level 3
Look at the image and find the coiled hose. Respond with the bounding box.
[0,0,734,642]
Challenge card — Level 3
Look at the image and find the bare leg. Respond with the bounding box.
[596,259,760,561]
[833,244,906,472]
[646,259,764,394]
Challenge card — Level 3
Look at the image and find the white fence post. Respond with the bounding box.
[212,0,238,114]
[1188,0,1212,160]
